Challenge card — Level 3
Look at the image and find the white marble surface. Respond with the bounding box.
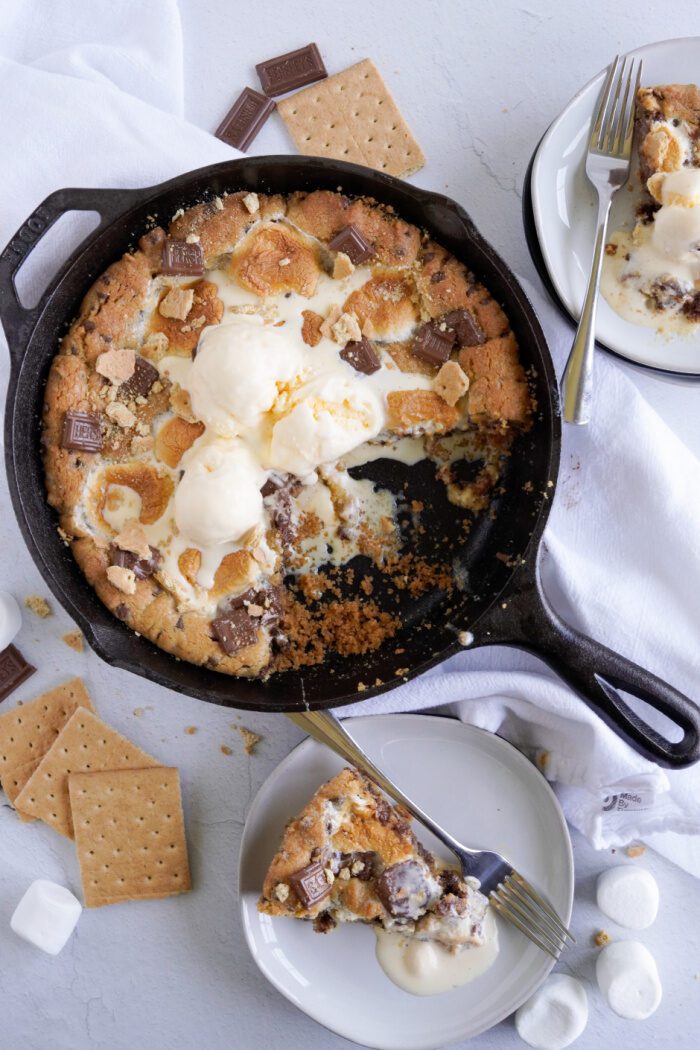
[2,2,700,1048]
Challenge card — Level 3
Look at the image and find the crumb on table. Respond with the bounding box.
[62,630,84,652]
[625,844,646,858]
[24,595,52,618]
[184,725,198,736]
[238,726,262,755]
[593,929,611,947]
[220,744,233,756]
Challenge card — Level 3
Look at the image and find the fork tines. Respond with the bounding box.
[590,54,643,159]
[491,872,575,959]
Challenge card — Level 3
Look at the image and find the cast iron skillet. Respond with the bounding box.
[1,156,699,768]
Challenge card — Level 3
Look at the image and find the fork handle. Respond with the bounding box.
[287,710,466,860]
[561,193,612,425]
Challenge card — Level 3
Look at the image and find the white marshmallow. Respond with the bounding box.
[0,589,22,650]
[11,880,82,956]
[515,973,588,1049]
[596,940,662,1020]
[596,866,659,929]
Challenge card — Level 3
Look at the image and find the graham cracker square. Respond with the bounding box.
[69,767,192,908]
[14,708,159,838]
[0,678,94,818]
[277,58,425,178]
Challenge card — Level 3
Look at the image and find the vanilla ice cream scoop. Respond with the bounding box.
[269,374,384,478]
[596,866,659,929]
[515,973,588,1049]
[650,202,700,264]
[174,437,265,547]
[188,318,304,436]
[596,940,662,1020]
[655,168,700,208]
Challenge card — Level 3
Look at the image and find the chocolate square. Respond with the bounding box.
[0,645,36,703]
[289,860,332,908]
[327,225,373,265]
[256,43,327,97]
[61,411,103,452]
[444,309,485,347]
[110,545,161,580]
[211,609,259,655]
[340,338,381,375]
[215,88,275,152]
[122,357,159,399]
[411,322,455,366]
[161,238,204,277]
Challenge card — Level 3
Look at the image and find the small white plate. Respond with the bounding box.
[239,714,573,1050]
[531,36,700,374]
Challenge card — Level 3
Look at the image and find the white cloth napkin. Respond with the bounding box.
[2,0,700,874]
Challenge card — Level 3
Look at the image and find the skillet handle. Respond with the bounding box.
[474,559,700,769]
[0,187,138,366]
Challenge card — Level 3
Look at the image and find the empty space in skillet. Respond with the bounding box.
[6,157,557,711]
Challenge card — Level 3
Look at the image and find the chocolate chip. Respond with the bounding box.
[339,851,380,881]
[430,270,446,283]
[110,545,161,580]
[376,860,432,919]
[340,338,380,375]
[61,411,103,452]
[83,320,96,332]
[211,609,259,655]
[443,309,485,347]
[261,476,285,498]
[374,797,393,824]
[256,43,327,97]
[439,869,467,897]
[161,238,204,277]
[114,603,130,621]
[122,357,159,399]
[0,644,36,703]
[411,322,455,366]
[313,911,337,934]
[214,87,276,151]
[327,224,373,265]
[289,860,332,908]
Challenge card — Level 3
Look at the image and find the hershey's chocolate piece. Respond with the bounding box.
[340,338,381,375]
[261,475,286,498]
[215,87,275,151]
[161,237,204,277]
[289,860,332,908]
[256,43,327,97]
[211,608,259,655]
[122,356,160,399]
[0,644,36,703]
[444,309,485,347]
[110,545,162,580]
[271,489,295,549]
[411,322,455,366]
[61,411,103,453]
[226,585,282,627]
[376,860,431,918]
[327,224,373,265]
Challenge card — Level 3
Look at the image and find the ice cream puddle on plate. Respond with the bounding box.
[94,262,439,614]
[375,907,499,996]
[602,168,700,333]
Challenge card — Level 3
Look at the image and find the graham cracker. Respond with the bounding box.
[0,677,94,818]
[69,767,191,908]
[14,708,159,839]
[277,58,425,178]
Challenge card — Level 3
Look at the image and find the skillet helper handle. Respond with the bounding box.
[287,711,466,858]
[0,187,133,363]
[477,566,700,769]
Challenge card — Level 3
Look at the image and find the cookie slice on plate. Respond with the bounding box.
[258,767,488,948]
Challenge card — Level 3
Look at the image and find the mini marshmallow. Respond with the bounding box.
[596,866,659,929]
[11,880,82,956]
[0,589,22,650]
[515,973,588,1049]
[596,940,662,1020]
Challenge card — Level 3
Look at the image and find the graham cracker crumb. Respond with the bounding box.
[625,844,646,858]
[159,287,194,321]
[24,595,52,618]
[238,726,262,755]
[332,252,355,280]
[62,630,84,652]
[184,725,197,736]
[220,744,233,756]
[593,929,611,947]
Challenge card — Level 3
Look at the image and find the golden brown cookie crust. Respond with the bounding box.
[42,189,530,678]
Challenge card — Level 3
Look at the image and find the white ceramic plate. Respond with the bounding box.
[239,714,573,1050]
[532,36,700,374]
